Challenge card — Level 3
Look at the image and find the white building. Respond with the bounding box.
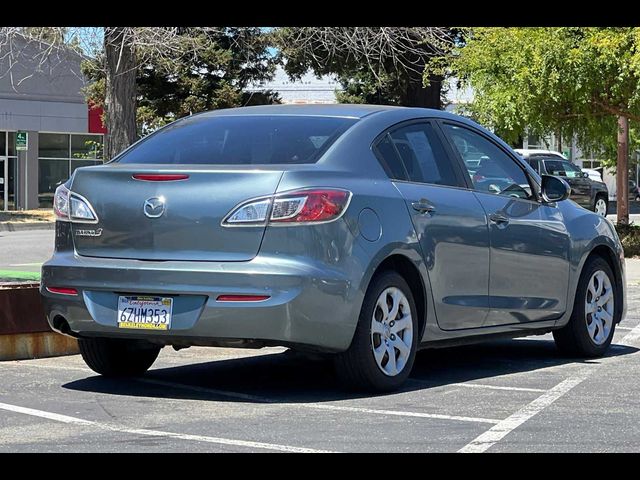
[246,66,341,104]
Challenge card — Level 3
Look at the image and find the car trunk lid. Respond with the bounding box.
[69,164,283,261]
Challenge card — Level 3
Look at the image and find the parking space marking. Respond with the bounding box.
[450,383,546,393]
[0,402,94,426]
[459,322,640,453]
[458,376,587,453]
[0,401,334,453]
[137,378,501,424]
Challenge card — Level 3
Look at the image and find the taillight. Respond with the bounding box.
[53,184,98,223]
[222,188,352,227]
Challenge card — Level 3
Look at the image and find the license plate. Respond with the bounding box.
[117,296,173,330]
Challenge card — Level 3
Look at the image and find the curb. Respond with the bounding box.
[0,332,78,361]
[0,222,55,232]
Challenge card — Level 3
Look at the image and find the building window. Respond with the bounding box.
[38,159,70,208]
[39,133,70,158]
[1,131,18,211]
[38,133,104,207]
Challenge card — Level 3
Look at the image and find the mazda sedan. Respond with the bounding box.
[41,105,626,392]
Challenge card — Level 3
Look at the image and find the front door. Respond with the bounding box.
[441,123,571,326]
[373,121,490,330]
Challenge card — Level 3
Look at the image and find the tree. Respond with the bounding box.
[82,28,279,138]
[274,27,457,109]
[2,27,278,160]
[438,28,640,224]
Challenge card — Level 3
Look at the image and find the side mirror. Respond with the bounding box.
[582,172,590,178]
[541,175,571,203]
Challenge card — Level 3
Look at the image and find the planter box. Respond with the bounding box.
[0,282,50,335]
[0,282,78,360]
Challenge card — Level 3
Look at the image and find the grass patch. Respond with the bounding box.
[615,223,640,258]
[0,269,41,282]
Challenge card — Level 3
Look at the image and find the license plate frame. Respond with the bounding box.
[117,296,173,331]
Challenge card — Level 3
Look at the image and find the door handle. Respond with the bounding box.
[412,199,436,214]
[489,212,509,225]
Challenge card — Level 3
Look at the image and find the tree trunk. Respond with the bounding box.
[403,74,442,109]
[617,115,629,225]
[104,27,137,161]
[557,131,562,154]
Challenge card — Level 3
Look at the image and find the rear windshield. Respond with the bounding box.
[116,115,357,165]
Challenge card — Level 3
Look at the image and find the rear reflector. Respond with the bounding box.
[46,287,79,296]
[132,174,189,182]
[216,294,270,302]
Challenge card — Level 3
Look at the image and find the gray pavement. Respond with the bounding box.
[2,228,640,452]
[1,288,640,452]
[0,229,54,279]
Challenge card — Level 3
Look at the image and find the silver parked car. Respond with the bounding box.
[41,105,627,392]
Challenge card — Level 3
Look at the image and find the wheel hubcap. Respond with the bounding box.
[585,270,614,345]
[371,287,413,377]
[595,199,607,216]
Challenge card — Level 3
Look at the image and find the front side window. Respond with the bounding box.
[544,159,582,179]
[373,122,460,187]
[443,124,533,200]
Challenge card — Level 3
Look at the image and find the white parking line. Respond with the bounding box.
[458,376,587,453]
[138,378,501,424]
[0,401,334,453]
[459,322,640,453]
[451,383,546,393]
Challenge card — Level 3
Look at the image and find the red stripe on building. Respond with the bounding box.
[88,103,107,134]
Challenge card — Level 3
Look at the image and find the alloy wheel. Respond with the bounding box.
[585,270,614,345]
[370,287,413,376]
[595,198,607,216]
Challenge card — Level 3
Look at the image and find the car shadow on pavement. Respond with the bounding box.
[62,337,638,403]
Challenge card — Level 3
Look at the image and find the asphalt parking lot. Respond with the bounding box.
[2,279,640,452]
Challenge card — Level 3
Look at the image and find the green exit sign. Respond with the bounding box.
[16,131,28,151]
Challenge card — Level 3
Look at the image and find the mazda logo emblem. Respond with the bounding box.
[144,196,166,218]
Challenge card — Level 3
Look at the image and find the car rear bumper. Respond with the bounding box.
[40,251,364,352]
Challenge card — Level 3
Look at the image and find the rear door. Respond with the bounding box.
[440,123,571,326]
[373,120,490,330]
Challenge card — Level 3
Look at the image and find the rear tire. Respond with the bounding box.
[334,271,419,392]
[78,337,161,377]
[553,256,617,357]
[593,195,608,217]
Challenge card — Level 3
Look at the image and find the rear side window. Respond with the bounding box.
[373,122,460,187]
[117,115,357,165]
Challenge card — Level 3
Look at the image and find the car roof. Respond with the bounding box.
[514,148,567,159]
[192,104,469,121]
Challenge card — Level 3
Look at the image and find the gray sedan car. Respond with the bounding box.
[41,105,626,392]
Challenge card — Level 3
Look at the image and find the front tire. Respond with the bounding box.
[334,271,419,392]
[78,337,161,377]
[553,256,617,357]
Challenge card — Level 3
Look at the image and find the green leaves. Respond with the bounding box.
[445,27,640,164]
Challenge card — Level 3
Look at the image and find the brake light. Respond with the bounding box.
[53,185,98,223]
[222,188,351,226]
[271,190,350,223]
[46,287,79,296]
[132,174,189,181]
